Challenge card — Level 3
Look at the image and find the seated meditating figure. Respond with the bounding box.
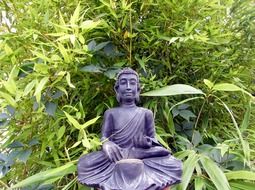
[78,68,182,190]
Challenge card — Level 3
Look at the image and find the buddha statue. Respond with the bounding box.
[78,68,182,190]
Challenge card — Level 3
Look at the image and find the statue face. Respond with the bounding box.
[117,73,139,103]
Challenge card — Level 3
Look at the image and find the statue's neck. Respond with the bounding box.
[120,101,136,108]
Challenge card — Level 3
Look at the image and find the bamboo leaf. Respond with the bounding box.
[240,101,251,132]
[217,98,250,164]
[64,111,81,130]
[204,79,214,89]
[70,2,80,26]
[34,77,49,103]
[81,116,100,129]
[3,79,16,95]
[58,43,70,63]
[31,50,52,63]
[178,151,199,190]
[66,72,75,88]
[194,177,205,190]
[142,84,204,96]
[170,97,203,111]
[230,181,255,190]
[69,141,81,149]
[200,156,230,190]
[11,162,76,188]
[81,20,101,30]
[23,80,36,96]
[213,83,253,98]
[0,91,17,107]
[57,126,66,140]
[225,170,255,181]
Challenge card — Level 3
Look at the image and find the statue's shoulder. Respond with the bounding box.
[103,107,119,116]
[138,107,153,115]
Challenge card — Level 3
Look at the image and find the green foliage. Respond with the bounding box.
[0,0,254,189]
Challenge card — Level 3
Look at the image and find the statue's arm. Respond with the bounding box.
[101,110,123,162]
[145,110,156,138]
[101,110,113,141]
[133,110,156,148]
[145,109,162,146]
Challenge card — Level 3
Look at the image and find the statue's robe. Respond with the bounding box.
[78,107,182,190]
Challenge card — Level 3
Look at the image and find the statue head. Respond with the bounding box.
[114,68,140,104]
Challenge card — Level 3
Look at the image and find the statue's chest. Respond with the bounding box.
[112,110,145,131]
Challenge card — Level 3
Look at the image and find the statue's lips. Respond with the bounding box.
[123,92,133,96]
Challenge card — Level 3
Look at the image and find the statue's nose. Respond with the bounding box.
[126,82,131,89]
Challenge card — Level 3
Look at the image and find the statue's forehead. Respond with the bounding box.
[118,73,138,80]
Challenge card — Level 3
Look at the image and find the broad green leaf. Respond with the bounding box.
[31,50,52,63]
[192,130,202,146]
[78,34,85,44]
[34,64,49,74]
[179,110,196,121]
[95,41,110,51]
[69,141,81,149]
[0,91,17,107]
[204,79,214,89]
[3,79,16,95]
[66,72,75,88]
[174,150,194,160]
[11,162,76,188]
[9,65,19,78]
[177,150,199,190]
[230,181,255,190]
[58,11,66,26]
[70,2,80,26]
[64,111,81,130]
[45,102,57,116]
[23,80,36,96]
[57,126,66,140]
[213,83,241,91]
[225,171,255,181]
[82,138,91,149]
[34,77,49,102]
[58,43,70,63]
[156,133,170,149]
[195,177,205,190]
[200,156,230,190]
[70,34,76,45]
[216,143,229,157]
[80,129,90,149]
[213,83,253,98]
[240,101,251,132]
[4,43,13,54]
[80,65,103,73]
[142,84,204,96]
[81,116,100,129]
[81,20,101,30]
[158,36,180,44]
[18,149,32,163]
[56,86,68,97]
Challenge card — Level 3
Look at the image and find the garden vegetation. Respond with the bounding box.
[0,0,254,189]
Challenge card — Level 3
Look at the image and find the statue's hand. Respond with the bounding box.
[134,135,152,148]
[102,141,123,162]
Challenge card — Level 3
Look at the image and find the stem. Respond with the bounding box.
[194,97,207,129]
[129,0,132,65]
[0,180,9,189]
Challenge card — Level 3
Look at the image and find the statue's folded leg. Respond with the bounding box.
[78,151,115,187]
[128,146,170,159]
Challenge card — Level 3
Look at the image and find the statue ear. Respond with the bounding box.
[114,85,121,103]
[137,84,141,93]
